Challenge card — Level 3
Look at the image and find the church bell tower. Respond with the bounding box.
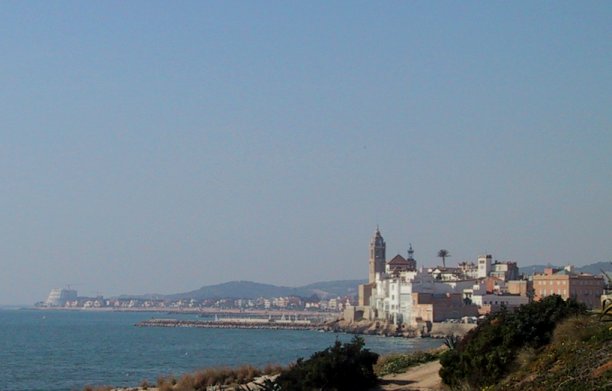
[369,226,386,283]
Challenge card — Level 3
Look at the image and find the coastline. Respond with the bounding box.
[324,318,476,338]
[29,305,338,319]
[135,316,475,340]
[135,318,322,331]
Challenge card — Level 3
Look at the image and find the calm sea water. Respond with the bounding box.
[0,309,442,391]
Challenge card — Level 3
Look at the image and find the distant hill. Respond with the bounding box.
[299,280,364,298]
[159,279,367,301]
[519,261,611,277]
[575,261,612,275]
[518,264,561,276]
[118,262,612,301]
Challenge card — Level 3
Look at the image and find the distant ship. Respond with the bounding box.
[44,288,78,307]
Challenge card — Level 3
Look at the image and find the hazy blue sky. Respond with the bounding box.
[1,2,610,304]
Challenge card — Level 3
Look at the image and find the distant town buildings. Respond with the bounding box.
[45,288,77,307]
[39,230,607,322]
[38,288,352,313]
[345,227,605,328]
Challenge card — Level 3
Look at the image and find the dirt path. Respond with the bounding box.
[374,360,445,390]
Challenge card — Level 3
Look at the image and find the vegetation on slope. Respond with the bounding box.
[90,337,379,391]
[275,336,379,391]
[373,349,444,377]
[439,295,588,389]
[154,364,283,391]
[498,314,611,390]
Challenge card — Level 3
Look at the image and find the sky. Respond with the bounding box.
[1,2,610,305]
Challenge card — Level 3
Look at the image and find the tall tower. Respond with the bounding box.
[369,226,386,283]
[406,243,417,271]
[478,254,492,279]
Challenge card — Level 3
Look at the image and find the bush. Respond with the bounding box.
[374,351,440,376]
[439,295,587,389]
[154,364,264,390]
[500,315,612,390]
[276,336,379,391]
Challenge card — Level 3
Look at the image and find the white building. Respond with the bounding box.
[372,266,476,326]
[351,230,523,326]
[45,288,78,307]
[468,281,528,307]
[477,255,492,279]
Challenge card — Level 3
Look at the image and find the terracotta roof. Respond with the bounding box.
[387,254,410,266]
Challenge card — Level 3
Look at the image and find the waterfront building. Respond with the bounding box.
[533,266,604,309]
[372,268,476,325]
[45,288,78,307]
[352,227,480,327]
[410,292,479,323]
[348,228,531,327]
[358,283,374,306]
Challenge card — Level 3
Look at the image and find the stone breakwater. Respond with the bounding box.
[135,318,324,331]
[323,319,477,338]
[136,318,475,338]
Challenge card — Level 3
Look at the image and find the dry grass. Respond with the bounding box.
[84,363,286,390]
[499,315,612,390]
[151,363,284,391]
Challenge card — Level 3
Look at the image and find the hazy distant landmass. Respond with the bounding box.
[117,261,612,301]
[119,279,367,301]
[519,261,611,277]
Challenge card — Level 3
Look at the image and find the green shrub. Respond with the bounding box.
[501,315,612,390]
[276,336,379,391]
[439,295,587,389]
[374,351,440,376]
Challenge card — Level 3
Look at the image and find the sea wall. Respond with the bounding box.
[135,318,321,331]
[136,317,476,338]
[323,319,476,338]
[322,319,420,337]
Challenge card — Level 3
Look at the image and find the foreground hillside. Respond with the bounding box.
[440,295,611,390]
[497,315,611,390]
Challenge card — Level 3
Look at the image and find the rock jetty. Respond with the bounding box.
[322,318,476,338]
[135,318,323,331]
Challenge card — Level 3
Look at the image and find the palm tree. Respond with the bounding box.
[438,249,450,268]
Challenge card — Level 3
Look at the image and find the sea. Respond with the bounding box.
[0,309,443,391]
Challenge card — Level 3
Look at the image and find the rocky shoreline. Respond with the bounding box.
[321,318,476,338]
[136,317,475,339]
[136,318,322,331]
